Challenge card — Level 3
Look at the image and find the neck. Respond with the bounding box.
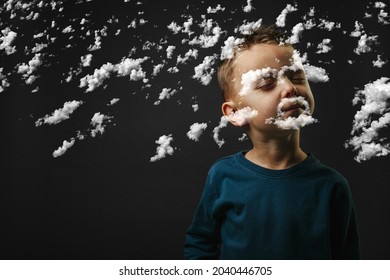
[245,129,307,170]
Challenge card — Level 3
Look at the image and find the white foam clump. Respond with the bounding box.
[90,112,112,137]
[276,4,298,27]
[0,27,17,55]
[220,36,245,60]
[345,77,390,162]
[213,116,229,147]
[304,64,329,83]
[240,67,277,96]
[79,56,148,92]
[236,19,262,35]
[266,96,317,130]
[193,55,216,85]
[187,123,208,141]
[240,50,307,95]
[150,134,175,162]
[229,107,258,126]
[286,23,304,44]
[243,0,254,13]
[52,139,75,158]
[0,67,10,93]
[35,100,83,126]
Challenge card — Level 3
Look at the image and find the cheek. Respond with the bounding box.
[243,95,279,116]
[307,92,315,114]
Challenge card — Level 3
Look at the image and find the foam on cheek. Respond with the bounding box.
[266,96,317,130]
[229,106,258,126]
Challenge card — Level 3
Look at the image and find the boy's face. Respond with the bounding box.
[226,43,315,134]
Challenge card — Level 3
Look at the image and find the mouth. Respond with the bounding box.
[282,103,305,112]
[275,96,312,118]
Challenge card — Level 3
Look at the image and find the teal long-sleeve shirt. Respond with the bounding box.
[184,152,360,259]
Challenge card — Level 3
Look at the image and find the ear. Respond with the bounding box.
[221,101,241,127]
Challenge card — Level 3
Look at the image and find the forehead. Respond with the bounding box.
[233,44,294,76]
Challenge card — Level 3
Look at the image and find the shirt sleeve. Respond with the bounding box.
[330,179,360,259]
[184,171,222,260]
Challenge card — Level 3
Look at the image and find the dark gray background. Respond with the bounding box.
[1,0,389,259]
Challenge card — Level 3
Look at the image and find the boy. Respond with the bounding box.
[184,25,360,259]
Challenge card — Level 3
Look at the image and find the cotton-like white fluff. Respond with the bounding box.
[79,63,114,92]
[350,21,364,37]
[373,55,387,68]
[275,4,298,27]
[243,0,254,13]
[62,25,74,33]
[150,134,175,162]
[318,19,339,31]
[0,68,10,93]
[220,36,244,60]
[303,64,329,83]
[228,107,258,126]
[187,123,208,141]
[17,53,43,85]
[152,63,164,76]
[52,139,75,158]
[177,49,198,64]
[188,24,222,48]
[354,34,378,55]
[270,114,317,130]
[207,4,225,14]
[115,57,148,78]
[36,100,83,126]
[79,57,148,92]
[213,116,229,147]
[167,21,182,34]
[235,19,262,35]
[109,98,120,106]
[374,2,386,8]
[88,31,102,51]
[287,23,304,44]
[345,77,390,162]
[90,112,111,137]
[81,54,93,67]
[265,96,317,130]
[182,16,194,35]
[378,9,390,25]
[17,53,42,75]
[154,88,178,105]
[166,45,176,59]
[0,27,17,55]
[316,38,332,54]
[239,67,277,96]
[31,42,47,53]
[193,55,216,85]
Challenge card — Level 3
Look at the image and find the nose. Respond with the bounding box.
[280,76,298,98]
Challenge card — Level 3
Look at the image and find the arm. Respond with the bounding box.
[184,174,222,259]
[330,181,360,259]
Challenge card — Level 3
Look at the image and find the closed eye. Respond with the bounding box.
[287,70,306,84]
[255,77,277,90]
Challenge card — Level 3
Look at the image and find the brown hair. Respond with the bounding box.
[217,25,289,101]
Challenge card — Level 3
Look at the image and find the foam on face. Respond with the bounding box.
[266,96,317,130]
[229,106,258,126]
[239,50,305,96]
[239,67,278,96]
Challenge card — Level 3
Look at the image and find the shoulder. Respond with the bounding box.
[204,152,245,185]
[309,155,350,190]
[208,152,242,175]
